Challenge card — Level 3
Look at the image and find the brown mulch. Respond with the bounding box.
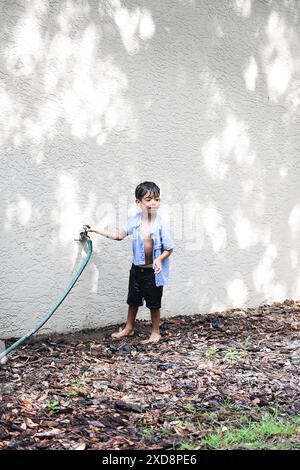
[0,299,299,450]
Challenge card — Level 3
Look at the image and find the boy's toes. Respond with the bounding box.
[141,333,161,344]
[111,329,134,340]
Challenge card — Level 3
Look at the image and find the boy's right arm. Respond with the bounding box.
[86,225,127,241]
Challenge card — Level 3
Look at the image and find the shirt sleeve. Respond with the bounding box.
[122,216,135,236]
[161,220,175,251]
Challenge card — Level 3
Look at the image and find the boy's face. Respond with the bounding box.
[136,191,160,214]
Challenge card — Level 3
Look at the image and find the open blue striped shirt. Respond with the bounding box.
[123,211,174,287]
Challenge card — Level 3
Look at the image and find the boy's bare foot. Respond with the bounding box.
[111,328,134,340]
[141,332,161,344]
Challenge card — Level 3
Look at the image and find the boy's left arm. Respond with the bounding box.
[154,249,173,274]
[153,220,175,274]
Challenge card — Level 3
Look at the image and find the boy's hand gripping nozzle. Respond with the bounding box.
[74,225,90,242]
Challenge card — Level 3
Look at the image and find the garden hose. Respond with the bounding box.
[0,226,92,362]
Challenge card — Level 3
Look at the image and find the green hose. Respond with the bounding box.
[0,238,93,362]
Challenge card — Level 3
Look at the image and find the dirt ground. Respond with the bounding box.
[0,300,299,450]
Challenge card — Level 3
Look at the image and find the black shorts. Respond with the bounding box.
[127,264,163,310]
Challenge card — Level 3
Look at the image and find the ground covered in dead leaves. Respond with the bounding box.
[0,300,300,450]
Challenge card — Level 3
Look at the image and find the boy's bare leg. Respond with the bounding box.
[142,308,161,343]
[111,306,138,340]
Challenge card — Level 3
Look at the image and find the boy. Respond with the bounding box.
[87,181,174,343]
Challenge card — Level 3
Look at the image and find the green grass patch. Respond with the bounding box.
[177,440,200,450]
[202,413,300,450]
[68,374,86,396]
[46,400,61,414]
[206,345,219,358]
[222,349,240,362]
[140,426,155,438]
[181,403,195,414]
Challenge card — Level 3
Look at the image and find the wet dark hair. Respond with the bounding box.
[135,181,160,200]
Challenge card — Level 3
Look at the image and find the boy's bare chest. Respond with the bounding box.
[141,221,153,261]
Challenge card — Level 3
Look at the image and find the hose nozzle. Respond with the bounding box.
[74,225,90,242]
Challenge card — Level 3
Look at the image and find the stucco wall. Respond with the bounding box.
[1,0,300,339]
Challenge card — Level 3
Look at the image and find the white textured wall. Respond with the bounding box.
[1,0,300,338]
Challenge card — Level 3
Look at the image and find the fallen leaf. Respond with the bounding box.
[35,428,64,438]
[25,418,39,428]
[252,398,260,405]
[74,442,86,450]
